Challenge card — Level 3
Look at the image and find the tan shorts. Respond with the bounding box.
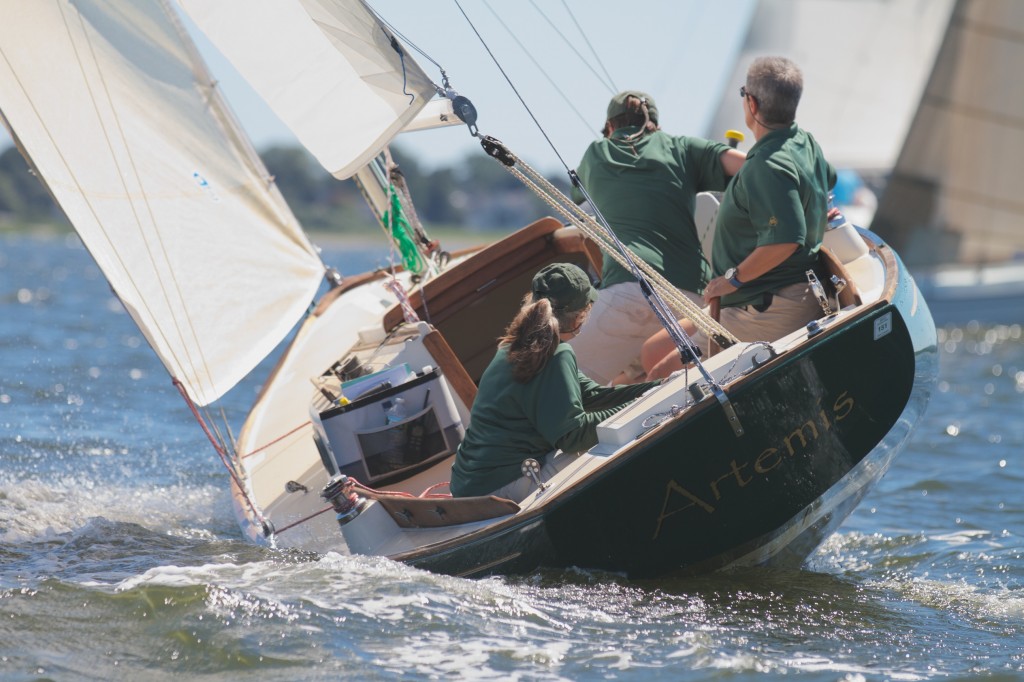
[569,282,704,384]
[691,282,824,348]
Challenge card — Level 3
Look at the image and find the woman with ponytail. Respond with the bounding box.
[450,263,661,502]
[569,91,746,386]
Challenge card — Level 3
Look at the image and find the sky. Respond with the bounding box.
[0,1,756,177]
[187,0,757,176]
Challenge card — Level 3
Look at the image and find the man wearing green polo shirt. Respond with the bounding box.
[568,91,745,386]
[641,56,836,380]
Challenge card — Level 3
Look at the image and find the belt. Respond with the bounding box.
[746,292,773,313]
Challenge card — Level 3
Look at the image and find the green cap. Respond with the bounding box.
[606,90,658,124]
[531,263,598,312]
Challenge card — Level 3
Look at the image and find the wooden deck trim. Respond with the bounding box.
[819,246,863,308]
[422,329,478,409]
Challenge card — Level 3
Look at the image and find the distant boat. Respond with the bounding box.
[912,259,1024,327]
[0,0,937,578]
[708,0,1024,326]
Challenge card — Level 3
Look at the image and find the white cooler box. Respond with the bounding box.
[311,367,464,485]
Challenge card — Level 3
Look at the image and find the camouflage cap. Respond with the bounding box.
[531,263,599,312]
[606,90,658,124]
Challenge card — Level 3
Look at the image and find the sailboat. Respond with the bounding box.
[0,0,937,578]
[708,0,1024,326]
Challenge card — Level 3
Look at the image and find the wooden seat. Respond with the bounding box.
[372,493,519,528]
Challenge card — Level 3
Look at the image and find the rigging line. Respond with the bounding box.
[453,0,573,173]
[363,1,445,84]
[577,171,707,366]
[204,405,231,456]
[46,3,214,405]
[481,0,594,137]
[174,379,271,535]
[557,0,618,93]
[493,147,735,341]
[219,405,237,453]
[273,504,334,535]
[651,0,705,95]
[240,421,312,460]
[525,0,615,95]
[393,38,415,105]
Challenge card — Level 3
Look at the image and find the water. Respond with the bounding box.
[2,233,1023,681]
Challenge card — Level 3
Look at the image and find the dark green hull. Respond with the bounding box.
[395,235,938,579]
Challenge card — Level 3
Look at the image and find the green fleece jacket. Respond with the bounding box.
[450,343,658,497]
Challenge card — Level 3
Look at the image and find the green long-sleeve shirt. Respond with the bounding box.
[572,127,731,293]
[450,343,658,497]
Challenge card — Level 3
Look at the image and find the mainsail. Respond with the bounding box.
[0,0,325,406]
[177,0,438,180]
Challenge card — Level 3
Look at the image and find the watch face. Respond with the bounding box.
[725,268,736,279]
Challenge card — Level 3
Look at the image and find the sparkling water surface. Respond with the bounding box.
[1,234,1022,681]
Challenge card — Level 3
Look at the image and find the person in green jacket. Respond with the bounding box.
[641,56,837,380]
[450,263,660,502]
[569,91,746,385]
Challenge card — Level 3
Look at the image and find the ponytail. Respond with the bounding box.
[500,296,561,383]
[602,95,659,138]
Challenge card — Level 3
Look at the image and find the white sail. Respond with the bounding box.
[705,0,956,173]
[871,0,1024,267]
[0,0,325,406]
[177,0,438,180]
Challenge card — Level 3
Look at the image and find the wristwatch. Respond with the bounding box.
[724,267,744,288]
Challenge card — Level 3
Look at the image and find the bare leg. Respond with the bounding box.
[646,349,685,380]
[640,327,675,376]
[609,370,645,385]
[641,317,700,378]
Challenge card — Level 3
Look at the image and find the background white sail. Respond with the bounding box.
[707,0,1024,270]
[705,0,955,173]
[177,0,438,180]
[0,0,326,406]
[871,0,1024,267]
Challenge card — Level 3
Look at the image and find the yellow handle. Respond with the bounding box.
[725,129,745,148]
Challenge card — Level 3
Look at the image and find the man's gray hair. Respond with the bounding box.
[746,56,803,126]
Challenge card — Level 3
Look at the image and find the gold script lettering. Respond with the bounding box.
[754,447,781,473]
[783,421,819,456]
[709,460,753,500]
[652,390,858,539]
[652,480,715,540]
[834,390,854,421]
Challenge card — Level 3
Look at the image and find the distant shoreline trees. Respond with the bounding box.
[0,143,568,236]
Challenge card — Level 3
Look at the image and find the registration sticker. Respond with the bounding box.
[873,312,892,340]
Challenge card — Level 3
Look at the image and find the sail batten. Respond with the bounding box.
[177,0,438,180]
[0,1,326,405]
